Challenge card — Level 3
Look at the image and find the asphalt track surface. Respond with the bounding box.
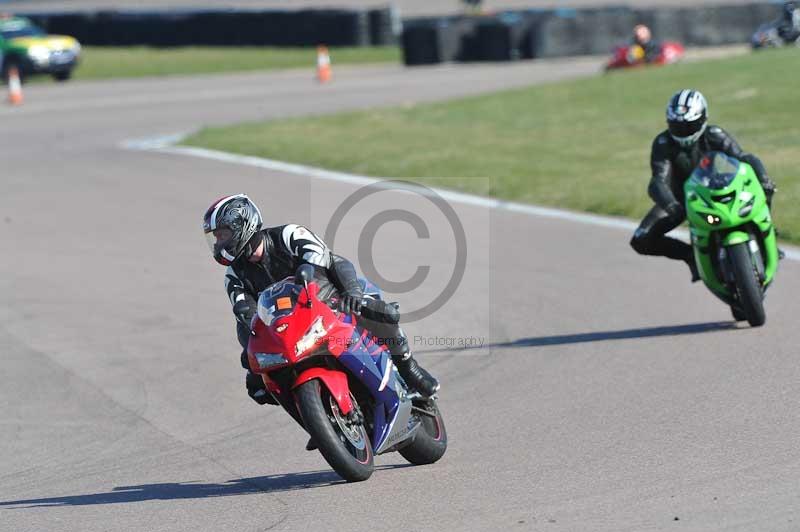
[2,54,799,532]
[0,0,772,16]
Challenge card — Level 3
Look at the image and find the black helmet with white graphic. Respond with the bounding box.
[666,89,708,148]
[203,194,263,265]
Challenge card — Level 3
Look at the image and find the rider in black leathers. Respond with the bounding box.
[632,24,661,63]
[777,1,800,43]
[203,195,440,409]
[630,89,776,279]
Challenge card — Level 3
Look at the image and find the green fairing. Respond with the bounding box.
[722,231,752,246]
[684,155,779,305]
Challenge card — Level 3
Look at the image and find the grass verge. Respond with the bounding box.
[184,48,800,243]
[65,45,399,80]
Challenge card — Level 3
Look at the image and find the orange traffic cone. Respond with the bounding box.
[316,45,331,83]
[7,66,23,105]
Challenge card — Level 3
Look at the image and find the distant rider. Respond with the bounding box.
[203,194,441,409]
[777,1,800,43]
[631,24,661,63]
[630,89,776,280]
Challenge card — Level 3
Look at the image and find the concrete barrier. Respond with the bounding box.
[532,7,637,58]
[634,3,781,46]
[402,2,782,65]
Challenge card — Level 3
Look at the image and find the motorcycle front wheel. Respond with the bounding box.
[295,379,374,482]
[728,242,766,327]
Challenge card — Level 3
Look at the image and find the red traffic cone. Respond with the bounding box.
[316,45,332,83]
[7,66,23,105]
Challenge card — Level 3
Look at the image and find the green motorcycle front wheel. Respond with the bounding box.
[728,242,766,327]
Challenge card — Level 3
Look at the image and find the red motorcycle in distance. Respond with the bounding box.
[245,264,447,482]
[605,41,685,71]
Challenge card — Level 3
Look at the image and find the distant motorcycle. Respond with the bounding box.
[751,20,800,48]
[684,152,780,327]
[605,42,685,70]
[751,22,785,48]
[246,265,447,482]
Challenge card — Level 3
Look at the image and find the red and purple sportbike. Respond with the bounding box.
[246,265,447,482]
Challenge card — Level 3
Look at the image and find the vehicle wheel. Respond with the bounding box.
[53,70,72,82]
[728,242,766,327]
[294,379,373,482]
[398,400,447,465]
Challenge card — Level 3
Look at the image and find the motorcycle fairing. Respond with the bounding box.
[336,329,419,454]
[292,367,354,415]
[685,155,778,304]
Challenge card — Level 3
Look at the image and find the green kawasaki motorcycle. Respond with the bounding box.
[684,151,779,327]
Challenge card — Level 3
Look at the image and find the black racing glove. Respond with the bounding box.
[762,180,777,206]
[330,254,364,315]
[233,298,253,327]
[339,291,364,315]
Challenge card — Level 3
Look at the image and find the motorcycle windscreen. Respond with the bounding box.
[257,277,299,325]
[690,152,741,190]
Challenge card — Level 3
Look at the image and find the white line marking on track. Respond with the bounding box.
[123,133,800,262]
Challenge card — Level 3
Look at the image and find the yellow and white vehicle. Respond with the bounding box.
[1,15,80,82]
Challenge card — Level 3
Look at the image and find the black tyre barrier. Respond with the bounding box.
[18,8,372,47]
[369,7,398,46]
[467,13,533,61]
[34,13,93,43]
[22,3,786,56]
[401,17,477,65]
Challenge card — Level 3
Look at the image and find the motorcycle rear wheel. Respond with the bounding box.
[728,242,766,327]
[398,400,447,465]
[295,379,374,482]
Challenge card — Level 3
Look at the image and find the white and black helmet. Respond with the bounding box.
[666,89,708,148]
[203,194,263,265]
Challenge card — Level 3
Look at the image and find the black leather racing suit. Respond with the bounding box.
[225,224,409,365]
[777,7,800,43]
[630,126,773,264]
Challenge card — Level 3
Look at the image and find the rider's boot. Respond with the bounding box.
[393,352,440,397]
[381,324,439,397]
[684,251,700,283]
[774,227,786,260]
[246,371,278,405]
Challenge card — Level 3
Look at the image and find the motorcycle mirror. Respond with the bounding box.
[295,264,315,307]
[295,264,314,284]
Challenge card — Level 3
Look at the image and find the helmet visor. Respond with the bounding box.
[205,228,236,261]
[668,118,704,139]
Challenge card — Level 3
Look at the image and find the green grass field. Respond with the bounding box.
[66,45,399,80]
[184,48,800,243]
